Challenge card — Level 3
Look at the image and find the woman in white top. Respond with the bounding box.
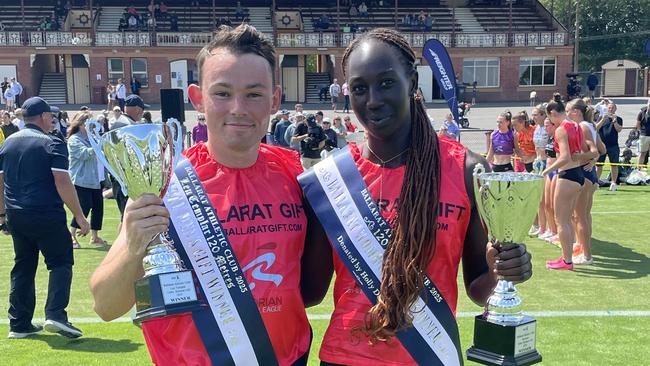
[531,105,549,238]
[331,115,348,148]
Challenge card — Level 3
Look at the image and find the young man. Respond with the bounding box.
[89,25,329,365]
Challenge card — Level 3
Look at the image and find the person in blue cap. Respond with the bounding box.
[0,96,89,339]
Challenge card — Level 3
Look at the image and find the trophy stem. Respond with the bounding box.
[142,233,186,278]
[485,279,523,325]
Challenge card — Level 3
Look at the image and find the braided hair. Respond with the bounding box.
[342,28,442,341]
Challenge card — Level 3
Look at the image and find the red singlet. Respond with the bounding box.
[319,137,471,366]
[142,143,310,366]
[554,120,583,156]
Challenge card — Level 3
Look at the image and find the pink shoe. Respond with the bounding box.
[546,257,564,265]
[546,258,573,270]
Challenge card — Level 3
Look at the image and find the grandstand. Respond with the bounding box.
[0,0,571,105]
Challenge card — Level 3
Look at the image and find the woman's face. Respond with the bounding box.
[346,39,416,140]
[548,109,564,126]
[512,118,524,132]
[544,118,556,135]
[531,108,545,125]
[496,115,509,131]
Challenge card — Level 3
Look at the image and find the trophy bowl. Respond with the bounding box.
[467,163,544,366]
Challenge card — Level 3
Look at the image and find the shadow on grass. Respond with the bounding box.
[30,334,142,353]
[573,238,650,279]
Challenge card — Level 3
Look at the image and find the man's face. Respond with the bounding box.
[608,103,617,114]
[188,49,280,153]
[295,104,303,112]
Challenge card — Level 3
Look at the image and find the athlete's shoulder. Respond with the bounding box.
[182,142,211,165]
[259,143,303,176]
[438,135,467,157]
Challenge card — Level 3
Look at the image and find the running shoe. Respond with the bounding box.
[573,255,594,265]
[609,183,618,192]
[7,324,43,339]
[538,231,553,240]
[547,235,561,247]
[572,243,583,257]
[528,225,540,237]
[546,258,573,270]
[44,319,83,338]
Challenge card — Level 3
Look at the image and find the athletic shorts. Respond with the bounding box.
[640,135,650,153]
[582,164,598,184]
[558,166,585,186]
[492,163,514,172]
[597,146,620,164]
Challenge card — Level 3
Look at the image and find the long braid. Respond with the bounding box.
[342,28,442,341]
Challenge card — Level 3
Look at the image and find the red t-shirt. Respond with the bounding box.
[142,143,310,366]
[319,138,471,366]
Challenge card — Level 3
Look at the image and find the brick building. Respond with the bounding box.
[0,0,572,105]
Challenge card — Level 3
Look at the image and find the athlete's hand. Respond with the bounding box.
[583,161,595,171]
[123,194,169,258]
[487,242,532,284]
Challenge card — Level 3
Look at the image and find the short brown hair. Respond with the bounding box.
[196,24,275,84]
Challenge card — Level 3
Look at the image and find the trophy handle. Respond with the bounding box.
[166,118,184,167]
[85,120,129,196]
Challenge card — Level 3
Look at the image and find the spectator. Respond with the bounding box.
[594,98,610,120]
[127,15,137,30]
[349,5,358,17]
[115,78,127,111]
[159,1,169,17]
[12,108,24,129]
[586,70,599,100]
[192,113,208,144]
[438,113,460,141]
[141,111,153,123]
[0,111,18,138]
[10,78,23,109]
[596,102,623,191]
[49,106,66,142]
[424,13,433,31]
[358,2,369,17]
[316,14,330,30]
[1,96,89,339]
[344,115,357,132]
[636,98,650,169]
[108,106,130,130]
[294,103,303,114]
[106,82,115,110]
[130,77,141,95]
[3,86,15,112]
[318,83,328,102]
[292,113,326,169]
[284,112,304,151]
[342,81,350,113]
[329,78,341,112]
[66,112,107,249]
[169,14,179,31]
[127,4,139,19]
[321,117,337,158]
[58,111,69,136]
[1,77,9,107]
[235,1,246,19]
[332,116,348,148]
[272,110,291,148]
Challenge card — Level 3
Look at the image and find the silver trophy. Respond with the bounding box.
[86,119,201,322]
[466,163,543,366]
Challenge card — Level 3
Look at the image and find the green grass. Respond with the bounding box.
[0,185,649,365]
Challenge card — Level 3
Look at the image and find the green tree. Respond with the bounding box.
[540,0,650,70]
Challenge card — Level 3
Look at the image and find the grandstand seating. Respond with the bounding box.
[470,5,553,32]
[0,5,63,31]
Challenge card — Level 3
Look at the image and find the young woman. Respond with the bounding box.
[486,111,516,172]
[531,106,549,237]
[513,111,536,173]
[541,117,559,243]
[566,99,604,265]
[106,82,115,110]
[542,98,587,270]
[316,28,532,366]
[331,115,348,148]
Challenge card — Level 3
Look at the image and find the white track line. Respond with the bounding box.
[2,311,649,325]
[591,211,650,214]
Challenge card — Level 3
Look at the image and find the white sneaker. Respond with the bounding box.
[528,225,540,237]
[573,255,594,265]
[538,231,552,240]
[609,183,618,191]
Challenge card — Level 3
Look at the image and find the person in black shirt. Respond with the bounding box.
[596,102,622,190]
[1,111,19,138]
[0,97,89,339]
[292,113,326,169]
[636,99,650,168]
[321,117,338,158]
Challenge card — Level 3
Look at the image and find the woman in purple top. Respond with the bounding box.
[486,111,517,172]
[192,114,208,144]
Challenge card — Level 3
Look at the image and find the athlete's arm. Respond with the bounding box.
[461,151,532,306]
[90,194,169,321]
[300,200,333,307]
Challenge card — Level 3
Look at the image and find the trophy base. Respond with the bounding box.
[134,270,203,324]
[466,315,542,366]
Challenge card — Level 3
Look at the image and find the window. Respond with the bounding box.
[131,58,148,88]
[519,57,556,86]
[462,58,500,87]
[107,58,124,84]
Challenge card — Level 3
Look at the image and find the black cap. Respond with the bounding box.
[125,94,150,109]
[21,97,51,117]
[50,106,61,114]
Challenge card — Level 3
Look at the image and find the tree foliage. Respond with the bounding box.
[539,0,650,70]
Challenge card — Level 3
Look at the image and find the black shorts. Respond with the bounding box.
[493,163,514,172]
[558,166,585,186]
[597,146,620,164]
[583,164,598,184]
[524,162,534,173]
